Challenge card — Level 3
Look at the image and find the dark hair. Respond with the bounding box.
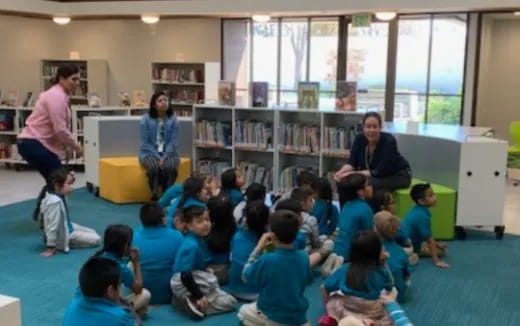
[140,202,165,226]
[410,183,431,204]
[346,230,383,291]
[369,190,393,213]
[95,224,133,258]
[177,176,205,210]
[53,64,80,85]
[221,168,238,192]
[338,173,369,206]
[245,200,269,238]
[290,187,314,203]
[317,177,334,226]
[181,205,207,224]
[79,257,120,298]
[275,198,303,215]
[270,210,300,244]
[296,170,319,193]
[47,167,70,191]
[206,194,236,253]
[245,182,266,202]
[362,112,382,127]
[148,91,173,119]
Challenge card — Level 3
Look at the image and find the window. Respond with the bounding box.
[223,19,250,106]
[252,21,279,93]
[395,14,467,124]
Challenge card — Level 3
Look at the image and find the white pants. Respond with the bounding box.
[69,223,100,248]
[238,302,311,326]
[126,288,151,312]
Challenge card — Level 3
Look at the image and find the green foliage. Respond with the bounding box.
[422,96,461,124]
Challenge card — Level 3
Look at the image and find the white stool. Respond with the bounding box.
[0,295,21,326]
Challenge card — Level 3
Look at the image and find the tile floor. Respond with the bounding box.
[1,167,519,235]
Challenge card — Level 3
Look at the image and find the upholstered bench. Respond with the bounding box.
[99,157,191,204]
[0,295,21,326]
[393,179,456,240]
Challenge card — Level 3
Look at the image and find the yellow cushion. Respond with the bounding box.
[99,157,191,204]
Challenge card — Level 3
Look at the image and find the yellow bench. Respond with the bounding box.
[99,157,191,204]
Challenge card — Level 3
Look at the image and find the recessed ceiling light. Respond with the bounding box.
[53,16,71,25]
[141,14,160,24]
[375,12,397,21]
[252,15,271,23]
[514,11,520,16]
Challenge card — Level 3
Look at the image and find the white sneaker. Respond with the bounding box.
[319,239,335,257]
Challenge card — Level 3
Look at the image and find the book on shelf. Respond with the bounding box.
[279,166,318,194]
[297,82,320,109]
[153,67,203,83]
[336,81,357,111]
[322,126,351,157]
[234,120,272,150]
[196,159,231,177]
[87,93,102,108]
[5,90,19,107]
[194,120,232,147]
[218,81,236,106]
[0,142,10,159]
[169,89,203,105]
[133,90,147,107]
[251,82,268,107]
[279,123,320,154]
[118,92,131,107]
[238,161,273,191]
[22,91,34,107]
[0,111,14,131]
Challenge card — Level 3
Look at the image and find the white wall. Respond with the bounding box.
[476,16,520,142]
[0,15,221,105]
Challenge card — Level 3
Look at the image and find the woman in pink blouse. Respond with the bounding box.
[17,65,83,220]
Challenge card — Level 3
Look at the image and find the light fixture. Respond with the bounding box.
[514,11,520,16]
[53,16,71,25]
[375,11,397,21]
[252,15,271,23]
[141,14,160,24]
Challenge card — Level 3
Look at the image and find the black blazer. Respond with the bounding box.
[348,132,410,178]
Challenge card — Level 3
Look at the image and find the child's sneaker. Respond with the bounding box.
[319,239,335,257]
[183,297,205,320]
[321,253,338,278]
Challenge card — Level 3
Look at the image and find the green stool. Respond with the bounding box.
[393,179,456,240]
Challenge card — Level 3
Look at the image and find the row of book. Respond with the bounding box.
[194,120,232,147]
[0,90,35,107]
[196,159,231,177]
[0,143,19,160]
[279,124,320,154]
[238,161,273,191]
[322,126,358,156]
[279,166,319,194]
[152,68,203,84]
[234,120,273,150]
[43,65,88,80]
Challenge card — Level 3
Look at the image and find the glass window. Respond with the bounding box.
[280,19,308,91]
[252,21,279,92]
[347,21,389,112]
[309,18,339,92]
[426,95,462,125]
[223,20,251,105]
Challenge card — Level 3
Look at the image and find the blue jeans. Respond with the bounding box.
[17,138,62,181]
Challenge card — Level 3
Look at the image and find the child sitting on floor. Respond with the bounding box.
[321,230,395,325]
[166,176,209,231]
[94,224,151,316]
[206,194,237,284]
[132,202,183,304]
[159,172,218,209]
[233,182,267,226]
[40,167,100,257]
[238,210,312,326]
[171,205,236,320]
[311,177,339,237]
[272,170,318,211]
[374,211,411,303]
[275,199,308,251]
[228,200,270,301]
[322,173,373,277]
[401,183,449,269]
[63,257,137,326]
[221,168,245,207]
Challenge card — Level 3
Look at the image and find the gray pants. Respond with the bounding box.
[238,302,311,326]
[170,271,236,315]
[69,223,101,249]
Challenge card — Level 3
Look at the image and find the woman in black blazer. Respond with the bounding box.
[335,112,411,196]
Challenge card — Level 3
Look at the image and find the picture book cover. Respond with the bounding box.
[218,81,236,106]
[22,91,34,107]
[336,81,357,111]
[133,90,147,107]
[6,90,19,107]
[297,82,320,109]
[251,82,268,107]
[118,92,131,107]
[87,93,102,108]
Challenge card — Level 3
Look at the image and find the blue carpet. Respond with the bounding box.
[1,188,519,326]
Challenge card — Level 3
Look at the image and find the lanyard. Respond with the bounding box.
[365,145,374,170]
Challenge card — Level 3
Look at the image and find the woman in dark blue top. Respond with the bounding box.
[335,112,411,195]
[139,91,180,200]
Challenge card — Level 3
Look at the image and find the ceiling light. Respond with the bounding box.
[252,15,271,23]
[53,16,71,25]
[375,12,397,21]
[514,12,520,16]
[141,14,160,24]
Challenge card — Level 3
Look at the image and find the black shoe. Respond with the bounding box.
[151,194,159,202]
